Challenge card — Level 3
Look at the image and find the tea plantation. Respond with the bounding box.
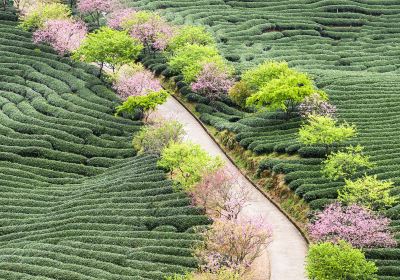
[127,0,400,278]
[0,8,208,279]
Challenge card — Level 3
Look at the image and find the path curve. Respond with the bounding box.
[155,97,308,280]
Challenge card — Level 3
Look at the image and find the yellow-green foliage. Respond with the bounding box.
[322,145,374,180]
[115,89,169,117]
[298,115,356,147]
[19,2,71,30]
[339,175,398,211]
[242,61,291,91]
[168,44,229,83]
[168,25,215,53]
[158,141,223,191]
[306,241,377,280]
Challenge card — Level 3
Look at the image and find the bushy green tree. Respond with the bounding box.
[298,115,356,152]
[115,90,169,121]
[73,27,143,75]
[306,241,377,280]
[246,71,318,113]
[167,25,215,53]
[228,81,252,108]
[338,175,398,211]
[168,44,229,83]
[158,141,223,191]
[322,145,374,180]
[132,120,185,155]
[242,61,291,91]
[19,2,71,30]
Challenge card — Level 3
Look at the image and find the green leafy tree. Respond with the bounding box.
[246,71,319,114]
[338,175,398,211]
[167,25,215,53]
[115,90,169,121]
[132,120,185,155]
[228,81,252,108]
[306,241,378,280]
[242,61,291,91]
[168,44,229,83]
[73,27,143,75]
[298,115,356,153]
[322,145,374,180]
[19,2,71,31]
[158,141,224,191]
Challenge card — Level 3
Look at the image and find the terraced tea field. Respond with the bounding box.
[127,0,400,278]
[0,8,208,279]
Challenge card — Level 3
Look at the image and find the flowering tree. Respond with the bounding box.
[196,217,272,273]
[106,8,136,30]
[33,19,87,56]
[122,11,174,53]
[191,62,234,101]
[298,93,336,118]
[309,203,397,248]
[77,0,116,27]
[113,69,162,99]
[191,168,249,220]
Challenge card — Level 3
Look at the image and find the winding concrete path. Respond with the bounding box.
[154,97,308,280]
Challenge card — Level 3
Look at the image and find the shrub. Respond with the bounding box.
[241,61,291,91]
[158,142,223,191]
[322,145,374,180]
[228,81,252,108]
[196,217,272,273]
[168,25,215,53]
[106,8,136,30]
[73,27,143,75]
[77,0,116,27]
[19,2,71,31]
[122,11,174,52]
[113,68,162,99]
[168,44,227,83]
[246,71,317,114]
[132,120,185,155]
[191,62,234,101]
[298,115,356,152]
[309,202,397,248]
[338,175,398,211]
[298,93,337,118]
[190,169,249,220]
[166,269,241,280]
[306,241,378,280]
[33,19,87,56]
[115,89,169,121]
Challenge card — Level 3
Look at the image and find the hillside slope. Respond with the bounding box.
[126,0,400,278]
[0,9,208,279]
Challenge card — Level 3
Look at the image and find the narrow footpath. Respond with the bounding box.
[154,97,308,280]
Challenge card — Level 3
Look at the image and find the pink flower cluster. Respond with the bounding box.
[113,69,162,100]
[107,8,136,30]
[198,217,272,272]
[129,16,174,51]
[191,63,234,100]
[77,0,116,14]
[309,202,397,248]
[33,19,87,56]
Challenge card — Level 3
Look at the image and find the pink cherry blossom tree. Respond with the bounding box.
[124,11,174,53]
[33,19,87,56]
[191,62,234,100]
[190,168,249,220]
[113,69,162,100]
[106,8,136,30]
[308,202,397,248]
[77,0,117,27]
[196,216,273,273]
